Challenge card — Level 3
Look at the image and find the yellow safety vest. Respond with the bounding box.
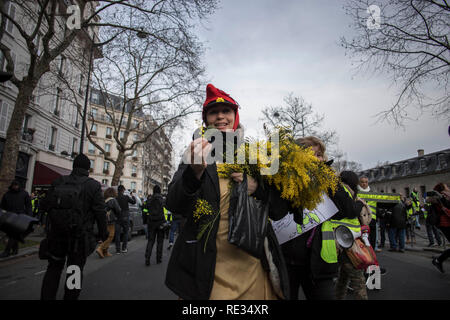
[357,192,401,221]
[164,207,171,221]
[321,184,361,264]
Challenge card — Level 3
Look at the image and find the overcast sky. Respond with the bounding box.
[173,0,449,170]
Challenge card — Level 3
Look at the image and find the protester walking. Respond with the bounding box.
[387,197,407,252]
[39,154,108,300]
[164,84,289,300]
[0,180,32,258]
[115,185,136,254]
[97,188,122,258]
[429,183,450,273]
[424,202,442,247]
[144,185,166,265]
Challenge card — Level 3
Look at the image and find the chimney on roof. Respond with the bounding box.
[417,149,424,157]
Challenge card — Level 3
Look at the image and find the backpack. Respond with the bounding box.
[105,197,115,224]
[145,195,165,222]
[46,176,89,237]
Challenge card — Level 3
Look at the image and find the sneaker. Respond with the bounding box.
[121,249,128,253]
[432,258,444,273]
[375,248,382,253]
[116,250,121,255]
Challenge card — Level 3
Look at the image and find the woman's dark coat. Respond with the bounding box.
[164,163,290,300]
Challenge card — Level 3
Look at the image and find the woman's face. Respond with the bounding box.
[311,145,324,161]
[205,104,235,132]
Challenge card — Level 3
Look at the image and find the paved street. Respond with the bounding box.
[0,230,449,300]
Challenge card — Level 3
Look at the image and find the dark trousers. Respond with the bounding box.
[3,237,18,254]
[379,219,387,247]
[369,220,377,248]
[426,223,442,245]
[115,218,129,251]
[437,227,450,264]
[145,223,164,262]
[40,253,87,300]
[286,264,335,300]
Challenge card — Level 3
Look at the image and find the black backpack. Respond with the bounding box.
[46,176,89,237]
[146,195,165,222]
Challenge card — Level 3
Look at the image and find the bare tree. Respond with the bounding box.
[332,149,363,173]
[85,17,205,186]
[0,0,217,196]
[261,92,338,150]
[341,0,449,125]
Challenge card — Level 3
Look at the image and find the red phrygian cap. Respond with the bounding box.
[202,84,239,131]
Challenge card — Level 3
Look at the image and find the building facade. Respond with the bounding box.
[0,1,99,192]
[358,148,450,203]
[86,88,173,197]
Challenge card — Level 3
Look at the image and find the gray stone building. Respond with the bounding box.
[358,148,450,203]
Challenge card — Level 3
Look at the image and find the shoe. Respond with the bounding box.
[415,226,421,230]
[103,250,113,257]
[375,248,382,253]
[0,251,10,258]
[167,243,173,250]
[145,260,150,266]
[116,250,121,255]
[121,249,128,253]
[399,249,405,253]
[427,243,435,247]
[380,267,387,275]
[432,258,444,273]
[96,248,105,258]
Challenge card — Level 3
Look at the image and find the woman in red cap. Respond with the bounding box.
[164,84,290,300]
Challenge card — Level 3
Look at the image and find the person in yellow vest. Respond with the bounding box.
[279,137,367,300]
[357,176,381,252]
[334,171,371,300]
[404,198,415,244]
[410,188,422,230]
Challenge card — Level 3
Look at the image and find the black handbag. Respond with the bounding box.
[227,174,269,259]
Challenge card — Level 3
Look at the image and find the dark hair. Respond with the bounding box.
[153,185,161,194]
[118,185,125,192]
[340,171,359,192]
[104,187,117,199]
[434,183,446,193]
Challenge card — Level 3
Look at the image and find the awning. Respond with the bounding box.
[32,161,72,186]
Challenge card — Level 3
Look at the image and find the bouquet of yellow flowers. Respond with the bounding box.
[217,127,338,210]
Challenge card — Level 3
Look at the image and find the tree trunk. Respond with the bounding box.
[111,151,125,186]
[0,80,36,196]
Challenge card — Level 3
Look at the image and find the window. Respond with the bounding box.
[106,127,112,137]
[130,181,136,191]
[54,88,62,115]
[392,188,396,193]
[89,159,95,170]
[91,92,99,104]
[4,1,16,35]
[132,165,137,174]
[105,143,111,153]
[91,123,97,133]
[132,149,137,157]
[134,134,138,141]
[103,162,110,171]
[79,74,84,94]
[74,105,80,127]
[59,56,65,77]
[72,138,78,154]
[405,187,410,197]
[91,108,97,118]
[88,142,95,154]
[102,179,108,186]
[134,119,139,128]
[120,130,124,139]
[49,127,57,150]
[0,100,9,132]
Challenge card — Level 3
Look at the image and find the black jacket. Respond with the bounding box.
[388,202,407,229]
[165,163,290,300]
[116,193,136,216]
[1,187,32,216]
[105,197,122,224]
[144,193,165,225]
[280,183,364,280]
[41,168,108,256]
